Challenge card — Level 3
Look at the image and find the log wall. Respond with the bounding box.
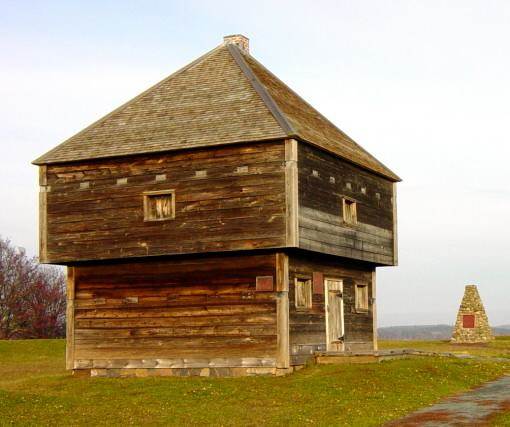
[71,253,280,370]
[42,141,286,263]
[298,143,396,265]
[288,252,375,365]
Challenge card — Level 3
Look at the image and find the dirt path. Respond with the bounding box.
[387,375,510,426]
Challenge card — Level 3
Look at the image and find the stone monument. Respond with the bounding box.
[451,285,493,344]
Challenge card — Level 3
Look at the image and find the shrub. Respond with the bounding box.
[0,237,66,339]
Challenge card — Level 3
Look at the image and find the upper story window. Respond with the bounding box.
[143,190,175,221]
[342,197,357,224]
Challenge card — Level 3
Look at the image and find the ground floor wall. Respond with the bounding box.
[65,250,377,376]
[288,251,376,365]
[67,252,290,375]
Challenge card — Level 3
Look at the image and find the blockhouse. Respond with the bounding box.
[34,35,400,377]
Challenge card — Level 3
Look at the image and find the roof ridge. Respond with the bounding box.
[240,51,400,181]
[32,44,226,165]
[225,44,295,136]
[32,40,399,182]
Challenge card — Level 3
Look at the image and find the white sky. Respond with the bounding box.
[1,0,509,326]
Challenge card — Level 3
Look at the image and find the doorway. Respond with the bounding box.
[325,278,344,352]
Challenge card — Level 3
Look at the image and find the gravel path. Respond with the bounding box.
[386,375,510,426]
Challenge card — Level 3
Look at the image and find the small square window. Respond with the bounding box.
[342,197,357,224]
[143,190,175,221]
[295,277,312,309]
[355,283,369,311]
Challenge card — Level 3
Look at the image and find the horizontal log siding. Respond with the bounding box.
[44,141,286,263]
[298,143,395,265]
[72,253,278,366]
[288,252,375,365]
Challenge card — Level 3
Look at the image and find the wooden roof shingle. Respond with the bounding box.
[33,41,400,181]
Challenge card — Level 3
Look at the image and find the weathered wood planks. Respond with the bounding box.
[275,252,289,368]
[66,267,75,370]
[392,182,399,266]
[43,142,286,263]
[40,139,397,265]
[297,143,396,265]
[38,165,48,263]
[372,270,378,351]
[288,252,375,364]
[71,253,283,367]
[285,139,299,247]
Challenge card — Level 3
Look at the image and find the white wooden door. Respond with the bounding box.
[325,279,344,352]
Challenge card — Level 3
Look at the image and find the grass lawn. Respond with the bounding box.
[379,336,510,359]
[490,411,510,426]
[0,340,509,426]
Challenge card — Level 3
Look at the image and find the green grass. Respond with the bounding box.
[0,339,509,426]
[490,411,510,426]
[379,336,510,359]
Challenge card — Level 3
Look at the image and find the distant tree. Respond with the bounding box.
[0,237,66,339]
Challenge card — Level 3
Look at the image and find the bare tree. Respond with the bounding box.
[0,237,66,339]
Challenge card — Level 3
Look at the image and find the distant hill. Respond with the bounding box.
[378,325,453,340]
[378,324,510,340]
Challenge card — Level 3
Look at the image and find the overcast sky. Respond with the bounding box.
[2,0,509,326]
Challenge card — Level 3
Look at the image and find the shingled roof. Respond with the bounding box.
[33,36,400,181]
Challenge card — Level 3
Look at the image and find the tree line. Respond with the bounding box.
[0,237,66,339]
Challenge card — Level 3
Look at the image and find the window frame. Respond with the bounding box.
[355,282,369,313]
[143,189,176,222]
[294,276,313,310]
[342,196,358,225]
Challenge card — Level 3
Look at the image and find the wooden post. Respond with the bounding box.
[284,139,299,247]
[38,166,48,263]
[372,270,378,352]
[66,267,75,370]
[392,182,398,266]
[275,253,289,368]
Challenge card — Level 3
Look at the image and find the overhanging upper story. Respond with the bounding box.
[38,138,397,266]
[34,35,400,267]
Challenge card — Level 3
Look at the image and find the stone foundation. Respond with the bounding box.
[74,366,299,378]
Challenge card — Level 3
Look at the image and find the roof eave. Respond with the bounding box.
[232,46,401,182]
[292,135,401,182]
[32,43,228,166]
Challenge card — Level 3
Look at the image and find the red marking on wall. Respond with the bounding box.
[256,276,274,292]
[312,272,324,294]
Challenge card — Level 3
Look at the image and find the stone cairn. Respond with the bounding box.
[451,285,493,344]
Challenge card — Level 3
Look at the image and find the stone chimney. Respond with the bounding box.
[223,34,249,54]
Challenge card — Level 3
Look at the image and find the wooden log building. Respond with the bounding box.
[33,35,400,377]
